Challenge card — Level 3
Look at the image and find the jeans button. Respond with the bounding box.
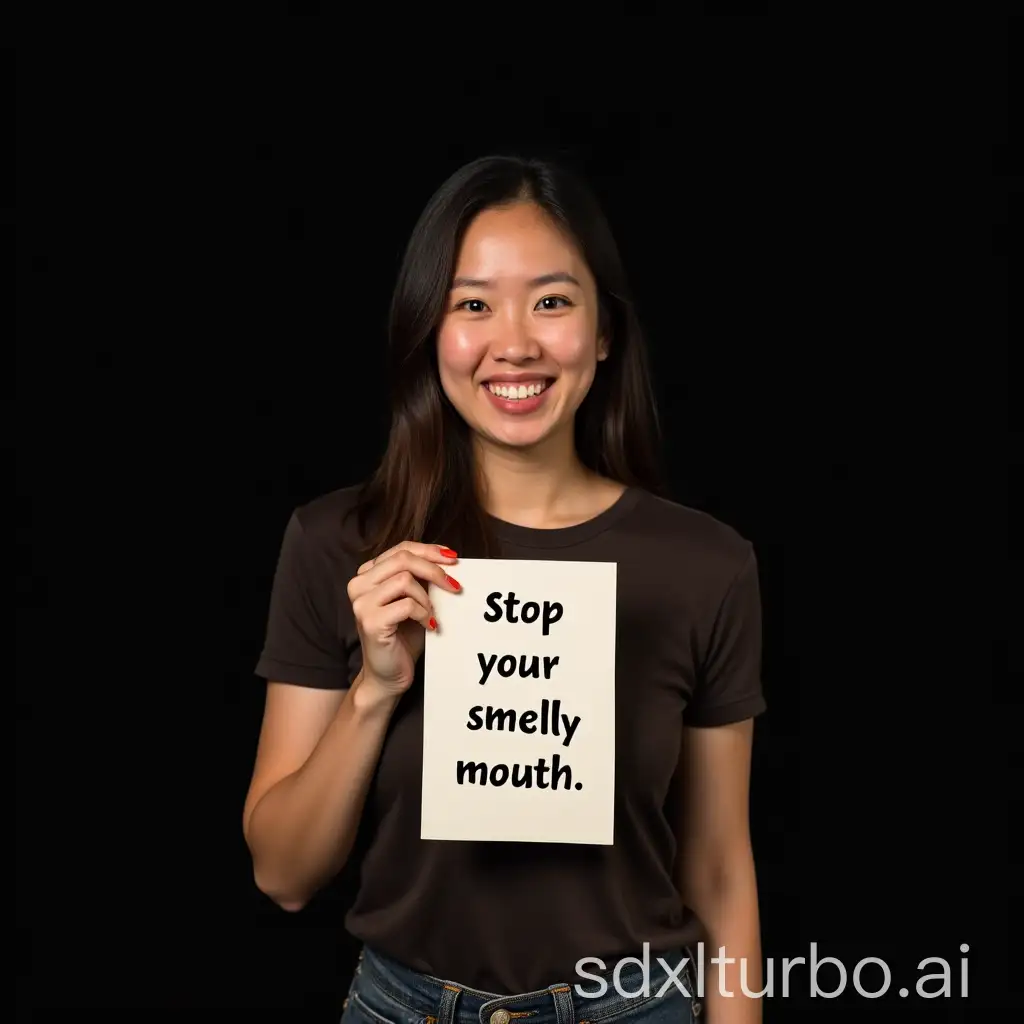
[490,1011,511,1024]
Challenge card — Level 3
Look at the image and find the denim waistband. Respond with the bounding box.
[355,944,699,1024]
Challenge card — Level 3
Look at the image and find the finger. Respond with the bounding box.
[368,570,433,621]
[353,549,462,597]
[358,540,458,576]
[357,540,458,575]
[375,596,434,632]
[352,570,434,633]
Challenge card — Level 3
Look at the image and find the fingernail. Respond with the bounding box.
[445,575,461,591]
[439,547,458,558]
[429,617,438,630]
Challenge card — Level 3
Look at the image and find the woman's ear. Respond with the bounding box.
[596,304,611,361]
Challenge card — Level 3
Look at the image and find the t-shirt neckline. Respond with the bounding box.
[487,486,643,550]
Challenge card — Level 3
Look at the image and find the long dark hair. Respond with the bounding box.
[352,154,665,559]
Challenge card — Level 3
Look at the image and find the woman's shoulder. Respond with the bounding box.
[288,481,369,562]
[628,487,755,577]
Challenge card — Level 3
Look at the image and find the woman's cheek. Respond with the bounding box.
[437,322,485,373]
[541,325,595,369]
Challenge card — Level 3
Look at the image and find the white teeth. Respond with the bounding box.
[487,380,548,400]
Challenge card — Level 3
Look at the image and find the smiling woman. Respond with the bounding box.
[439,203,606,440]
[244,154,767,1024]
[351,154,665,556]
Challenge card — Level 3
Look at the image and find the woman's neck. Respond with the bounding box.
[473,432,618,530]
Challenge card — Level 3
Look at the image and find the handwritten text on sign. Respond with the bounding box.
[422,558,617,844]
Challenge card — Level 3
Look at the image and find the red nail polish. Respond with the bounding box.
[445,575,461,591]
[439,547,458,558]
[429,617,437,630]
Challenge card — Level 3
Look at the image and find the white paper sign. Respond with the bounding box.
[421,558,617,845]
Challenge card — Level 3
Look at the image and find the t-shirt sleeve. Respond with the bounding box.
[254,510,360,690]
[684,543,767,727]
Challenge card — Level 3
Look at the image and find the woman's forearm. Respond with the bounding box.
[687,857,764,1023]
[244,672,399,909]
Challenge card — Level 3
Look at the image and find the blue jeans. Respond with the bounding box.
[340,945,703,1024]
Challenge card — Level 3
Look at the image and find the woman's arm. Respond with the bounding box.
[242,671,399,910]
[675,718,763,1023]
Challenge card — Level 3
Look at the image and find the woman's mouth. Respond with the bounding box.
[481,377,554,414]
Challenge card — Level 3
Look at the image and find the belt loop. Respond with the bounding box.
[437,983,461,1024]
[550,984,575,1024]
[684,946,703,1018]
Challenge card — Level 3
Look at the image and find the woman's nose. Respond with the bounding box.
[489,313,542,361]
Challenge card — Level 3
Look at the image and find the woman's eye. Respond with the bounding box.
[457,299,487,313]
[537,295,571,310]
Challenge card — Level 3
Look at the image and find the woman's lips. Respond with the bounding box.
[481,378,553,415]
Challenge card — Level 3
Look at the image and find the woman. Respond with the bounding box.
[244,154,767,1023]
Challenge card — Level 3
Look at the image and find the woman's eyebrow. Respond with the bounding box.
[450,272,582,290]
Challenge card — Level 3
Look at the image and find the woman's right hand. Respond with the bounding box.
[346,541,461,697]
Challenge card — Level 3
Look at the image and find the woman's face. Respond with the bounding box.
[436,202,607,452]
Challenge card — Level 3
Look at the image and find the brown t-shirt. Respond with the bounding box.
[255,484,766,993]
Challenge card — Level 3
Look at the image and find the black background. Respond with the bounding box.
[15,11,1018,1022]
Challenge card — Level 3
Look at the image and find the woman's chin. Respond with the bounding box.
[478,421,565,452]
